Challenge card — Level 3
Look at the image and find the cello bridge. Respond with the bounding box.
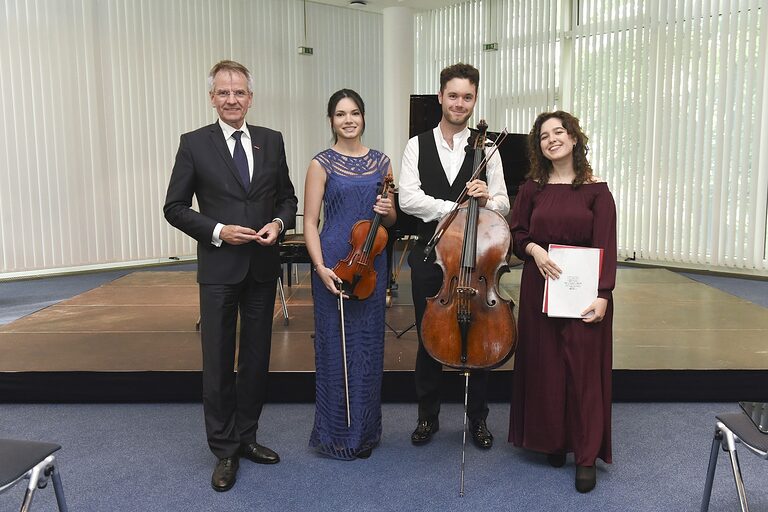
[456,286,478,297]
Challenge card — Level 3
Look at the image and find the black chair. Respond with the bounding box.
[0,438,68,511]
[701,411,768,512]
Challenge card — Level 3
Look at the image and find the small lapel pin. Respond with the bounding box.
[253,145,261,150]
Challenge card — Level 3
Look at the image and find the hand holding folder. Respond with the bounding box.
[542,244,603,318]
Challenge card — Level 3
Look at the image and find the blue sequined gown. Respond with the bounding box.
[309,148,390,459]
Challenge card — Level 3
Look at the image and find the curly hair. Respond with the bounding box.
[527,111,593,188]
[439,63,480,92]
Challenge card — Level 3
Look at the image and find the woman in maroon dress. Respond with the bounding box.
[508,111,617,493]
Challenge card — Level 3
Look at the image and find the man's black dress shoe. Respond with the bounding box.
[575,465,596,493]
[211,456,238,492]
[470,419,493,449]
[239,442,280,464]
[411,419,439,445]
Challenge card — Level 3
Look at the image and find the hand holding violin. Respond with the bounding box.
[372,194,393,218]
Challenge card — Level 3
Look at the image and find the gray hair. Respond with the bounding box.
[207,60,254,93]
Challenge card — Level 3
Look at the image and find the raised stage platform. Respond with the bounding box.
[1,267,766,402]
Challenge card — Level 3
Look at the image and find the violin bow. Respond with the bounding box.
[423,128,510,261]
[336,281,351,428]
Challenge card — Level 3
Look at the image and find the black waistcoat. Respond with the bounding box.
[416,130,476,243]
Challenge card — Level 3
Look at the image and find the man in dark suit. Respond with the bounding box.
[164,60,297,492]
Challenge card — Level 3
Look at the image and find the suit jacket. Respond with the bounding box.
[164,122,298,284]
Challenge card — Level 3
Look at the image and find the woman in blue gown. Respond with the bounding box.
[303,89,395,459]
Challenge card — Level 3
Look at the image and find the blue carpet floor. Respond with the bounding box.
[1,402,765,511]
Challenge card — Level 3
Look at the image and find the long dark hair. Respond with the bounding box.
[327,89,366,143]
[527,110,593,188]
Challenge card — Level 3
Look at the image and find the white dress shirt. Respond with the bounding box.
[398,125,509,223]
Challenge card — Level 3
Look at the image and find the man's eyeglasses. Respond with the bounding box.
[214,89,250,99]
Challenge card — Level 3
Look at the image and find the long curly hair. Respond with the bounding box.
[527,111,593,188]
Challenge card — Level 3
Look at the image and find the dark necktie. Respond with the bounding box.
[232,130,250,188]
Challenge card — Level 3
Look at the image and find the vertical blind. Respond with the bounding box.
[572,0,767,271]
[415,0,768,273]
[415,0,562,134]
[0,0,383,275]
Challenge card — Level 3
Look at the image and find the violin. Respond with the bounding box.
[420,121,517,370]
[333,175,394,300]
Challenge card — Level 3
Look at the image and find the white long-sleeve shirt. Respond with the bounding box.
[398,126,509,223]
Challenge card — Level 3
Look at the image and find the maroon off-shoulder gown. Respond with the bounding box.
[508,179,617,466]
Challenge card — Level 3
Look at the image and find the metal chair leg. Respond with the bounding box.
[19,456,52,512]
[49,465,68,512]
[717,422,751,512]
[277,276,289,326]
[20,487,35,512]
[727,447,749,512]
[701,429,722,512]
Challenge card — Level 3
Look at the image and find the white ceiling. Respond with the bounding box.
[308,0,464,14]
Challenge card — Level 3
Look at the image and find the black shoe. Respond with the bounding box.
[411,419,439,445]
[356,447,373,459]
[211,457,238,492]
[470,419,493,449]
[547,452,566,468]
[575,465,596,493]
[239,442,280,464]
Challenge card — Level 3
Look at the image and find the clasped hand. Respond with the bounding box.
[220,221,280,246]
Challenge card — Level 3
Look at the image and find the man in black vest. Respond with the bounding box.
[398,63,509,448]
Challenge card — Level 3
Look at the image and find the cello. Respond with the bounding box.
[421,120,517,496]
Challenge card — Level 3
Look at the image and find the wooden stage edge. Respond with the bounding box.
[1,267,767,403]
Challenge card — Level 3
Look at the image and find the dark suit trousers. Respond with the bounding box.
[199,277,277,459]
[409,244,489,422]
